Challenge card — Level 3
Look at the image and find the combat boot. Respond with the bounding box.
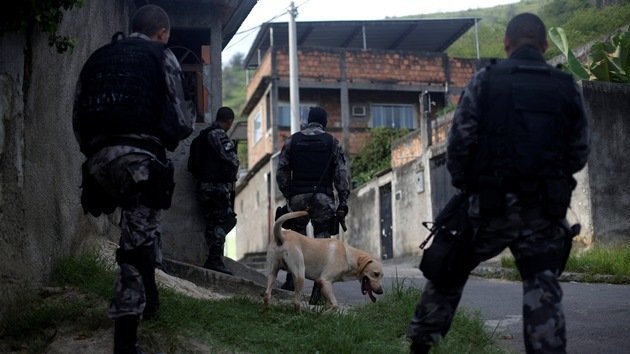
[281,273,295,291]
[203,246,233,275]
[114,315,144,354]
[308,284,323,305]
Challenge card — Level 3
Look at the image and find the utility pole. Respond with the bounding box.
[288,1,300,134]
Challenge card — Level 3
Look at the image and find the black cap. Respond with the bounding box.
[307,106,328,127]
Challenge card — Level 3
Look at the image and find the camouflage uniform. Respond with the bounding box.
[276,122,350,237]
[74,32,195,320]
[407,45,589,353]
[195,121,239,263]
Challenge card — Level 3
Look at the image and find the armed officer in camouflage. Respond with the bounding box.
[188,107,239,275]
[73,5,195,354]
[407,13,589,354]
[276,107,350,301]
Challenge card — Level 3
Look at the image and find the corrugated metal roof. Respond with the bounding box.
[244,18,478,68]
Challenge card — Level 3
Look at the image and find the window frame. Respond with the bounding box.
[369,103,417,129]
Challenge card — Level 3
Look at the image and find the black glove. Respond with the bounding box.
[336,204,348,219]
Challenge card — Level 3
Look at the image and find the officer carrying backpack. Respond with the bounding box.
[74,32,167,154]
[187,127,210,179]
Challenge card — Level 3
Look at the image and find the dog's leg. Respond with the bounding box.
[319,280,338,309]
[263,258,280,306]
[292,272,305,311]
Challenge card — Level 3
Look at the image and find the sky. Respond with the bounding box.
[222,0,520,65]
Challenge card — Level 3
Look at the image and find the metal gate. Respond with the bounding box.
[379,183,393,260]
[429,153,458,215]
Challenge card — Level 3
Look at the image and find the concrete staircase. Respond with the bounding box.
[238,251,267,272]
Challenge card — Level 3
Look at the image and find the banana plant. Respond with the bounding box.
[549,27,630,83]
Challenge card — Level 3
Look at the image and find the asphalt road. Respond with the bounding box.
[293,258,630,354]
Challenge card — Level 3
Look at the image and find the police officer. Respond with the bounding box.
[73,5,195,354]
[276,107,350,302]
[189,107,239,275]
[407,13,589,354]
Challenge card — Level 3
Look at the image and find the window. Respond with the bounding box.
[278,104,312,128]
[253,111,262,143]
[371,104,416,129]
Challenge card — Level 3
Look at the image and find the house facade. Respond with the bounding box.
[232,19,479,260]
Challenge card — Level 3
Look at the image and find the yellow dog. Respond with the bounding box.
[263,210,384,310]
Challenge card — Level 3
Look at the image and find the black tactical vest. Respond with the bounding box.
[289,132,334,195]
[74,36,166,155]
[476,58,576,181]
[188,126,237,183]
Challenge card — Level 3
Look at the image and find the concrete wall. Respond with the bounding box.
[0,0,133,316]
[232,159,274,260]
[578,81,630,245]
[161,124,208,266]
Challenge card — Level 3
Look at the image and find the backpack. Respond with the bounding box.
[188,128,210,177]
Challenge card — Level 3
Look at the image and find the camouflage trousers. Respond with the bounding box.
[108,204,162,319]
[196,182,236,251]
[408,194,569,353]
[288,192,336,238]
[89,152,162,319]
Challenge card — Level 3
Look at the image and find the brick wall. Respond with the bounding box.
[246,50,272,99]
[273,47,448,85]
[391,131,423,168]
[449,58,476,88]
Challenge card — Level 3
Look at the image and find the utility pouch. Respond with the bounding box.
[543,178,571,219]
[140,159,175,210]
[478,175,505,217]
[419,194,476,287]
[80,161,117,217]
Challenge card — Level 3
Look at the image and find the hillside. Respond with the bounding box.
[407,0,630,59]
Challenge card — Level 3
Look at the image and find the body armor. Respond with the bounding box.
[74,37,166,154]
[289,132,334,196]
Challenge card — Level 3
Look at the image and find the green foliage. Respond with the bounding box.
[564,243,630,277]
[502,243,630,282]
[550,27,630,82]
[0,0,83,53]
[408,0,630,61]
[222,53,248,117]
[351,127,409,186]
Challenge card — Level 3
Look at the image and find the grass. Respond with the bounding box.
[501,243,630,283]
[0,254,510,353]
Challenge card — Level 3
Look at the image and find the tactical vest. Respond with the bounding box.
[475,59,576,182]
[188,126,237,183]
[289,132,334,195]
[74,36,166,155]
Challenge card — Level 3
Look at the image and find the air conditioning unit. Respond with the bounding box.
[352,105,366,117]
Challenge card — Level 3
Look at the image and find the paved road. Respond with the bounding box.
[292,258,630,354]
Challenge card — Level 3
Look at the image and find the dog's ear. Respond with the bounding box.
[357,254,373,275]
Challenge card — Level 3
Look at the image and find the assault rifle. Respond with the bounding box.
[419,192,469,250]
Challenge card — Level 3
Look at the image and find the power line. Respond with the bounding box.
[224,0,313,52]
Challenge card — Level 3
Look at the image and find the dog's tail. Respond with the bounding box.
[272,210,309,245]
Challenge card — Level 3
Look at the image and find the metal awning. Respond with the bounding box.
[244,18,478,68]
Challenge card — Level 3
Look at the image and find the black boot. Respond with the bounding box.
[142,268,159,320]
[114,315,142,354]
[409,340,431,354]
[203,246,233,275]
[280,273,295,291]
[309,284,323,305]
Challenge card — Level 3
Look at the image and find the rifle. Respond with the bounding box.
[419,192,469,249]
